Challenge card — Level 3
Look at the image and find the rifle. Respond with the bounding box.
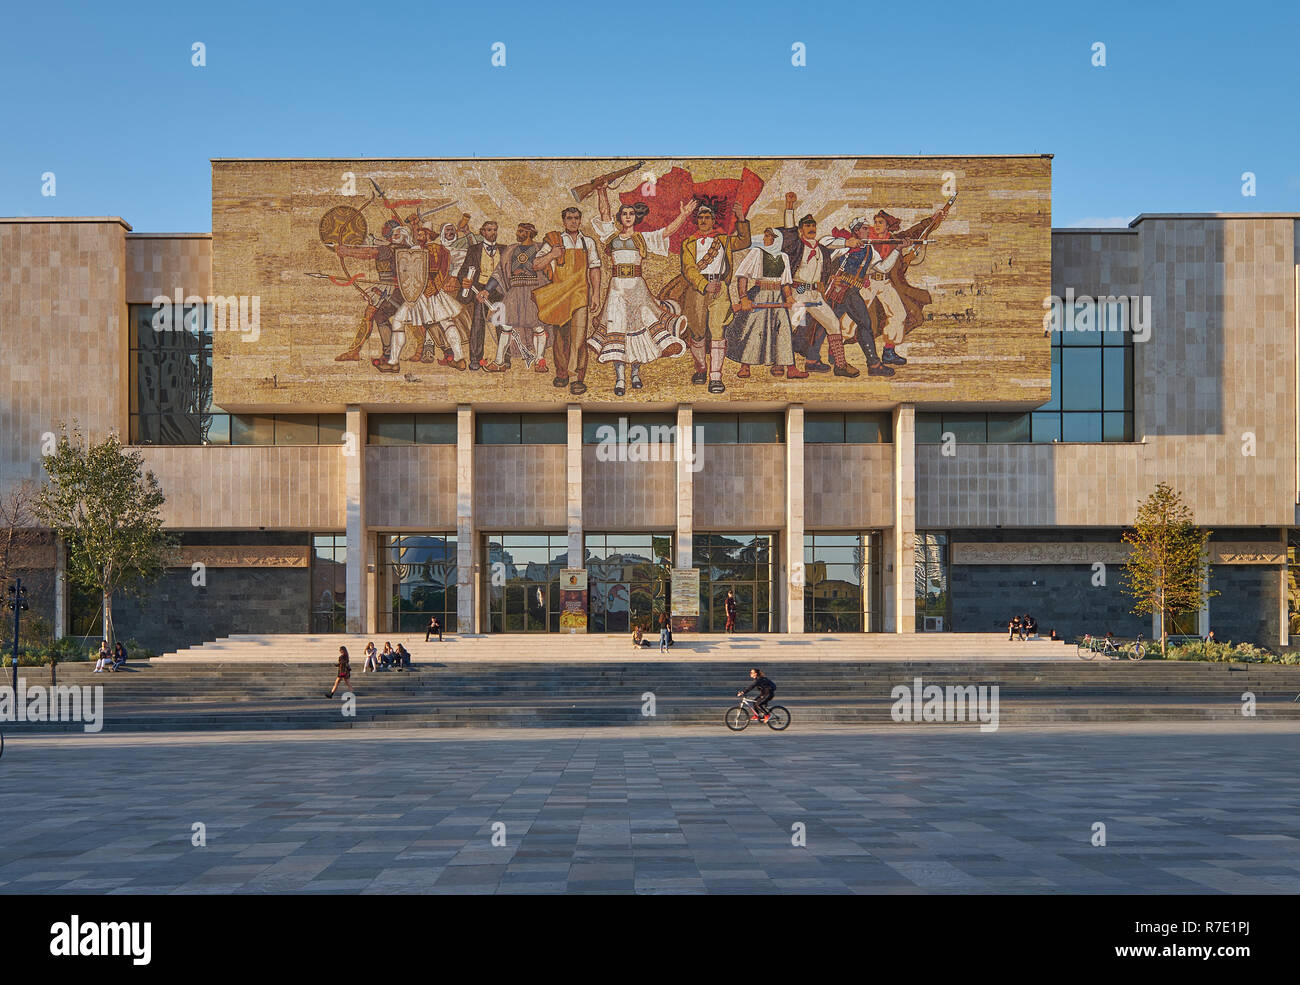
[570,161,646,202]
[731,301,823,312]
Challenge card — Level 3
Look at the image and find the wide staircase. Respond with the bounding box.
[7,633,1300,732]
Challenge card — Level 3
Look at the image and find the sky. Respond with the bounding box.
[2,0,1297,232]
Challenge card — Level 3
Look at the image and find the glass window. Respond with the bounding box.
[378,533,458,633]
[369,414,414,445]
[522,413,567,444]
[1061,348,1103,411]
[318,414,346,446]
[805,413,846,443]
[231,415,275,445]
[1031,412,1061,442]
[942,415,986,444]
[1102,348,1131,412]
[987,413,1030,443]
[414,413,457,444]
[1061,412,1103,442]
[583,413,676,444]
[1033,295,1133,442]
[311,533,348,633]
[483,533,569,633]
[914,531,950,632]
[206,413,231,445]
[696,415,739,445]
[475,414,522,445]
[692,531,775,632]
[915,413,943,444]
[1060,298,1105,346]
[274,415,320,446]
[1101,296,1129,344]
[1102,412,1133,442]
[738,413,785,443]
[1041,348,1062,411]
[845,412,891,443]
[128,302,228,445]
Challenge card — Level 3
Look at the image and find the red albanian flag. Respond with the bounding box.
[619,166,764,255]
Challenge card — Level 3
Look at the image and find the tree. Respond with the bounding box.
[34,425,175,645]
[1120,482,1217,655]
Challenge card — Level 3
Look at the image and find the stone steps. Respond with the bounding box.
[7,658,1298,732]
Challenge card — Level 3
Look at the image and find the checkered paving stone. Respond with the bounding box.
[1,724,1298,894]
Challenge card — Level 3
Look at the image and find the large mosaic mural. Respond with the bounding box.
[212,157,1051,407]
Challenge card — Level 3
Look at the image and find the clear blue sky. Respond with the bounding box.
[3,0,1297,231]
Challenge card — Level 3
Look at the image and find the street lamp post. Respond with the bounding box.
[5,579,28,691]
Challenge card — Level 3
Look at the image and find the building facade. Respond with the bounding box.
[1,156,1296,651]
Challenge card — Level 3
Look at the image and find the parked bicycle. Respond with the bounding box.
[1077,633,1145,661]
[725,694,791,731]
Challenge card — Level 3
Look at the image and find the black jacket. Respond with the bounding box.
[742,675,775,697]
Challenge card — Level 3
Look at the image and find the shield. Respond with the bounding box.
[395,248,428,304]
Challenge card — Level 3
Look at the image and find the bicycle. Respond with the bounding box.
[1077,634,1144,661]
[725,695,790,731]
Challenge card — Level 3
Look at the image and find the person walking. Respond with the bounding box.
[724,589,738,633]
[326,645,353,699]
[659,616,670,653]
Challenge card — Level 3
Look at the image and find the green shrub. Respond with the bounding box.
[1167,640,1282,663]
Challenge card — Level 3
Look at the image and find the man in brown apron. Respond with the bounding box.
[532,207,603,396]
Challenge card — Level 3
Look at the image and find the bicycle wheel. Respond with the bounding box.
[1078,643,1095,660]
[766,706,791,731]
[1129,644,1145,661]
[725,706,750,731]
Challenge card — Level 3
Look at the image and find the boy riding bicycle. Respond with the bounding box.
[738,668,776,723]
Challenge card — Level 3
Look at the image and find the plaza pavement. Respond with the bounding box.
[2,723,1298,894]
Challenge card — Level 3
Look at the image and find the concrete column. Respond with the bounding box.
[366,531,379,633]
[567,404,583,567]
[53,535,67,640]
[675,404,694,568]
[456,405,476,634]
[892,403,917,634]
[1280,559,1291,648]
[784,404,805,633]
[344,406,367,634]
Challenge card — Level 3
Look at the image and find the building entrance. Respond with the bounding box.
[483,533,572,633]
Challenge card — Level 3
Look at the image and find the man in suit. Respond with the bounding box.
[681,202,751,393]
[457,221,506,372]
[778,192,859,378]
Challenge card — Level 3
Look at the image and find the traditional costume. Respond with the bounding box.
[590,219,686,395]
[725,240,796,371]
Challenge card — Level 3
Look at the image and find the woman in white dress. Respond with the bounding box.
[590,184,693,396]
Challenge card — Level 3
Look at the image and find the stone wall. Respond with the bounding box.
[1209,565,1282,646]
[112,567,309,654]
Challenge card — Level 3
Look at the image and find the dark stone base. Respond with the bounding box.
[112,567,309,654]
